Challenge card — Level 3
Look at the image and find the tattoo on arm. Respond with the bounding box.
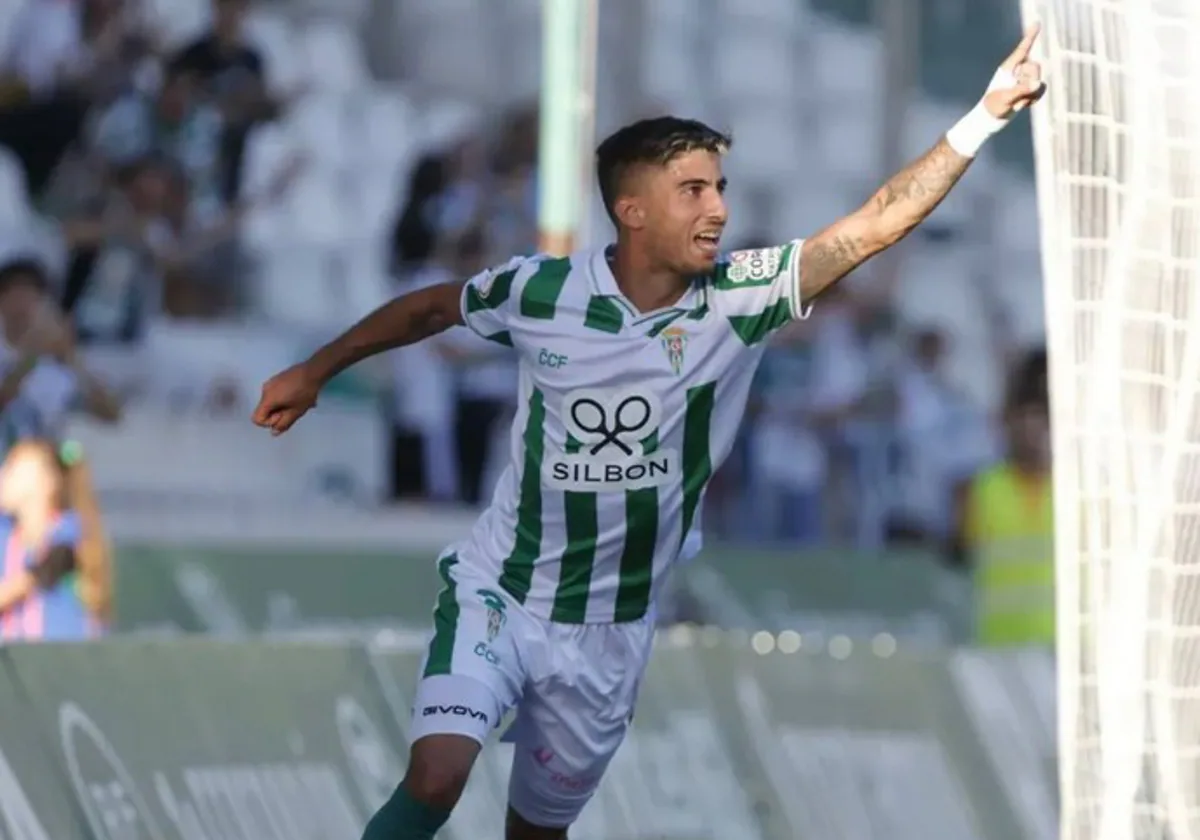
[870,137,972,223]
[800,137,972,300]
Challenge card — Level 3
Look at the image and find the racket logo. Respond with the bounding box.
[550,389,678,492]
[569,395,653,456]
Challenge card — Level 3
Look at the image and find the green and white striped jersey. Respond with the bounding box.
[449,242,808,623]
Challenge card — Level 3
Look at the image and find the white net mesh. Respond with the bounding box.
[1021,0,1200,837]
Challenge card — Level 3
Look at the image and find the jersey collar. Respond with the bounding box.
[587,246,709,330]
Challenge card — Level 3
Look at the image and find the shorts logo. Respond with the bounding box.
[478,589,507,642]
[422,704,488,723]
[660,326,687,375]
[546,389,679,493]
[726,246,784,284]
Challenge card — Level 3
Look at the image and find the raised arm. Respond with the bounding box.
[253,256,530,435]
[252,280,465,435]
[799,24,1046,302]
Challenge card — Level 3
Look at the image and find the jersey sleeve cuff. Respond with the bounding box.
[458,281,491,341]
[787,238,812,321]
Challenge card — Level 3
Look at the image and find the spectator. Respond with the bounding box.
[89,52,225,227]
[61,149,301,333]
[0,0,154,197]
[0,258,121,456]
[389,137,489,279]
[60,154,177,343]
[431,229,518,505]
[389,153,450,279]
[748,320,828,544]
[955,396,1053,646]
[487,105,538,256]
[387,228,459,502]
[888,328,996,547]
[173,0,290,203]
[0,438,109,641]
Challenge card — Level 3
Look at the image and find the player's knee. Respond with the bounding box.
[403,734,480,810]
[505,805,569,840]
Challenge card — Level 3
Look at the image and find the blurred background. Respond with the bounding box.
[0,1,1057,836]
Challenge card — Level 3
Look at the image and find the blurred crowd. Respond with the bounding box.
[0,0,302,405]
[0,0,299,642]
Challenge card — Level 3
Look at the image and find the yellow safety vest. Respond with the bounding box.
[966,463,1054,646]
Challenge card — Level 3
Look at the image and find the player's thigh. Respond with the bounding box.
[411,557,528,746]
[506,618,655,830]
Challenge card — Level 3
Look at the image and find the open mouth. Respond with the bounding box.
[694,232,721,255]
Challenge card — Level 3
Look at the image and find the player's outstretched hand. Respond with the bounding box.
[983,23,1046,119]
[252,363,321,436]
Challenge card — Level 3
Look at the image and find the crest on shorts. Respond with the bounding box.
[478,589,507,642]
[660,326,687,375]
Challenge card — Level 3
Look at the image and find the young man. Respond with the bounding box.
[253,28,1045,840]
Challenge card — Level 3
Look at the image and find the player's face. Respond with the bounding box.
[636,150,728,275]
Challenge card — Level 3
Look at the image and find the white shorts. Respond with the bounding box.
[410,555,655,828]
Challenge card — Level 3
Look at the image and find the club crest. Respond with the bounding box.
[660,327,688,375]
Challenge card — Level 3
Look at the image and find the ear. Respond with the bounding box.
[614,196,645,231]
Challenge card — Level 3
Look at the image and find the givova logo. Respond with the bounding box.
[59,702,166,840]
[546,389,678,493]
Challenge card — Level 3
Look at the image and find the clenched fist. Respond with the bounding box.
[252,362,322,436]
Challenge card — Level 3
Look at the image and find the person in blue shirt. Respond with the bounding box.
[0,439,107,640]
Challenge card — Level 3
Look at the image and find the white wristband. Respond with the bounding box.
[945,66,1023,158]
[945,100,1009,158]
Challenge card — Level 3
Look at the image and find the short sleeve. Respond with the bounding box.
[714,240,810,346]
[458,255,537,346]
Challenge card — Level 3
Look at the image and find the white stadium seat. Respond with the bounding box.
[244,9,305,92]
[301,21,368,95]
[255,245,344,328]
[143,0,211,49]
[287,172,351,246]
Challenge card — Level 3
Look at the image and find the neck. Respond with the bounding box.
[1010,456,1046,478]
[610,240,690,313]
[14,505,58,549]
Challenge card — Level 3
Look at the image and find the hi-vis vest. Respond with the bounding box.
[966,463,1054,646]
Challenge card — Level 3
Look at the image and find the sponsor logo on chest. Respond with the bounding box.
[545,388,679,492]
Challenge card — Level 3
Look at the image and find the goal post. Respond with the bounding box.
[1021,1,1200,838]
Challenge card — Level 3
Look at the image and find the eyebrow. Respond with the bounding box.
[680,177,728,191]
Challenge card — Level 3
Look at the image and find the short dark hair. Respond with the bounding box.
[595,116,732,226]
[0,258,49,296]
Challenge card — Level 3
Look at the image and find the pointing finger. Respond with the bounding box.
[1003,22,1042,69]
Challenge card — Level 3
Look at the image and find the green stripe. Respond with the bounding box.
[679,382,716,549]
[647,311,687,337]
[727,298,792,346]
[500,388,545,603]
[614,431,659,622]
[520,257,571,319]
[465,268,517,312]
[551,435,598,622]
[584,295,623,334]
[482,330,514,347]
[423,554,459,677]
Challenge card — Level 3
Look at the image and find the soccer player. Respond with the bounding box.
[252,27,1045,840]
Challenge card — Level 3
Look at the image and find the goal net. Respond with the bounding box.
[1022,0,1200,838]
